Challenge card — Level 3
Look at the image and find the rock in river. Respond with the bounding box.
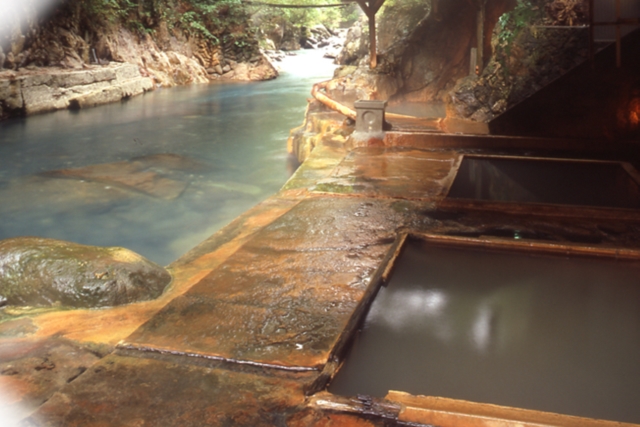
[0,237,171,308]
[44,153,209,200]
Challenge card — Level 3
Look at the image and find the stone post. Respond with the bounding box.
[354,99,387,133]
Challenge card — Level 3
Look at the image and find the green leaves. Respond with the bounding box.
[245,0,356,29]
[496,0,538,56]
[180,10,219,42]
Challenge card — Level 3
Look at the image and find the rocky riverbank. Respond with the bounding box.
[0,39,277,121]
[0,63,153,119]
[0,0,279,121]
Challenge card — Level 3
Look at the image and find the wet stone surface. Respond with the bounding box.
[282,144,348,193]
[123,198,405,369]
[287,408,387,427]
[0,337,109,424]
[21,353,311,427]
[312,147,459,199]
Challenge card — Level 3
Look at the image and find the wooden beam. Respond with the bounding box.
[353,0,383,69]
[369,12,377,68]
[477,3,485,73]
[588,0,594,63]
[615,0,621,67]
[371,0,386,14]
[354,0,370,15]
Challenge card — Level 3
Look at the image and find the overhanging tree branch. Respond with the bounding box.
[241,1,355,8]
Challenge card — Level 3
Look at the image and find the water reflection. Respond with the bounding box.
[367,289,450,336]
[330,239,640,424]
[0,50,337,265]
[447,157,640,209]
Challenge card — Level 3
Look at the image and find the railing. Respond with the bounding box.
[311,80,444,131]
[589,0,640,66]
[311,81,357,120]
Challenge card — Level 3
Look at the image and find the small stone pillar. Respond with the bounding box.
[354,100,387,133]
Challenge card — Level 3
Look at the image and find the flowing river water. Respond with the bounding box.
[0,50,336,266]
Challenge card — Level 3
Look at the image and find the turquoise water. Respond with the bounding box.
[0,50,336,265]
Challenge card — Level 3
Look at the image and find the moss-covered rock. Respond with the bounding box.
[0,237,171,308]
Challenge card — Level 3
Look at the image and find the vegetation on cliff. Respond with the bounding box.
[79,0,258,52]
[1,0,262,71]
[448,0,589,122]
[0,0,357,71]
[323,0,593,130]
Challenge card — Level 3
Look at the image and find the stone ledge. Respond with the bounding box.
[0,63,154,119]
[69,76,154,110]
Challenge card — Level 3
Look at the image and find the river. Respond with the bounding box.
[0,50,337,266]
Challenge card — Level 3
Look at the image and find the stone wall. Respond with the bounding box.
[0,63,153,119]
[287,99,353,163]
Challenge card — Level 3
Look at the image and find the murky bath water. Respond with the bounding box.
[329,238,640,424]
[0,50,336,265]
[447,157,640,208]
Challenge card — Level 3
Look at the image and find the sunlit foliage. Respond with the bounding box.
[245,0,360,29]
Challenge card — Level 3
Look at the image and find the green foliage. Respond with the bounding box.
[78,0,253,45]
[496,0,538,55]
[81,0,131,22]
[339,3,360,26]
[381,0,428,12]
[78,0,359,57]
[493,0,544,77]
[246,0,357,30]
[179,0,251,44]
[180,10,218,42]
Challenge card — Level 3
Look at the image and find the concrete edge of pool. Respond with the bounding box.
[2,130,640,426]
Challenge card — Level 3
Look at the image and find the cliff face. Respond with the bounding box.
[327,0,516,107]
[329,0,593,127]
[448,0,589,122]
[0,0,277,119]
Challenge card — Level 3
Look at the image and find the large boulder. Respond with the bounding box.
[280,26,301,51]
[335,18,369,65]
[0,237,171,308]
[324,65,401,105]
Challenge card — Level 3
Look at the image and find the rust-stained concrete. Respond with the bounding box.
[2,128,640,426]
[22,353,312,427]
[312,147,459,199]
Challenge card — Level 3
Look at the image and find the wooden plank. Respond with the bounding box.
[389,392,640,427]
[353,0,383,68]
[369,12,377,68]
